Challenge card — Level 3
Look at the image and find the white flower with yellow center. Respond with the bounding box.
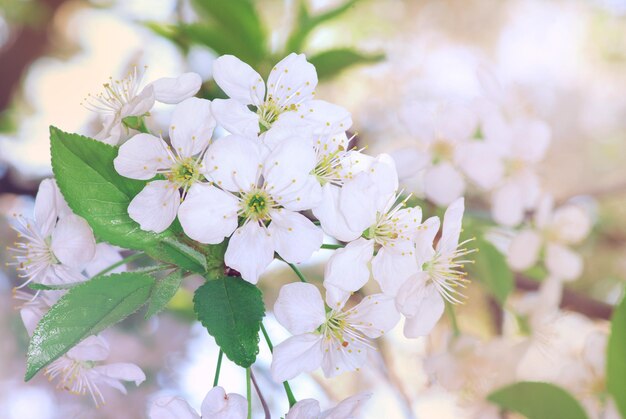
[271,282,399,381]
[396,198,474,337]
[44,335,145,407]
[178,135,323,284]
[84,66,202,145]
[8,179,96,285]
[211,53,351,139]
[114,98,215,233]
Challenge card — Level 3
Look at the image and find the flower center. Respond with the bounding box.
[168,158,201,189]
[312,148,345,186]
[82,66,143,114]
[256,96,297,132]
[423,240,475,304]
[431,139,455,164]
[241,189,275,221]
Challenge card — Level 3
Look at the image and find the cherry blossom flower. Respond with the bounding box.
[507,195,591,281]
[44,335,145,407]
[84,66,202,145]
[211,54,350,138]
[395,101,486,206]
[178,135,322,283]
[114,97,215,233]
[7,179,95,285]
[286,392,371,419]
[149,387,247,419]
[270,282,399,381]
[395,198,473,337]
[322,161,422,305]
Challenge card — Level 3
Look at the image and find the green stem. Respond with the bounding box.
[137,118,150,134]
[246,368,252,419]
[320,243,344,250]
[213,350,223,387]
[287,262,308,283]
[259,323,297,407]
[93,252,145,278]
[446,302,461,337]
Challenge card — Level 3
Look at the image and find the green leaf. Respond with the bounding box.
[145,270,184,319]
[50,126,206,273]
[608,295,626,417]
[193,276,265,367]
[203,240,227,280]
[25,272,154,381]
[286,0,360,52]
[308,48,384,80]
[188,0,266,65]
[488,381,588,419]
[469,237,513,304]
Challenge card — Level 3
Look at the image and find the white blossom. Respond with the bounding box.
[149,387,247,419]
[271,282,399,381]
[286,392,371,419]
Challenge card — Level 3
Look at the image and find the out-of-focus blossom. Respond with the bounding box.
[286,392,371,419]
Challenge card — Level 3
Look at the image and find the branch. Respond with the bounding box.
[515,275,613,320]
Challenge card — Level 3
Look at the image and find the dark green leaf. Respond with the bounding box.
[50,126,206,273]
[25,272,154,381]
[145,270,184,319]
[469,237,513,304]
[308,48,384,80]
[193,276,265,367]
[488,381,588,419]
[286,0,360,52]
[608,295,626,417]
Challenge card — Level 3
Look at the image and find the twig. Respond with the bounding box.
[251,369,271,419]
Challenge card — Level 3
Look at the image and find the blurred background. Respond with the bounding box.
[1,0,626,417]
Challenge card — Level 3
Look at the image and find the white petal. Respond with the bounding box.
[200,386,248,419]
[506,229,542,271]
[50,214,96,269]
[274,282,326,335]
[128,181,180,233]
[263,137,317,204]
[94,115,123,146]
[424,163,465,207]
[457,142,504,190]
[267,53,317,107]
[21,306,43,336]
[398,279,445,338]
[114,133,171,180]
[212,98,260,138]
[149,396,200,419]
[550,205,591,245]
[321,393,372,419]
[545,243,583,281]
[278,176,323,212]
[203,135,261,193]
[84,243,124,277]
[338,173,378,235]
[169,98,215,157]
[491,181,525,227]
[122,85,155,117]
[49,264,87,285]
[213,55,265,105]
[68,335,110,361]
[225,222,274,284]
[93,362,146,385]
[280,100,352,136]
[35,179,70,236]
[324,238,373,308]
[312,184,361,242]
[271,334,324,382]
[438,197,464,256]
[436,102,478,142]
[320,337,368,377]
[371,245,419,296]
[369,153,399,211]
[347,293,400,338]
[150,72,202,104]
[388,147,430,179]
[286,399,321,419]
[511,118,551,163]
[414,216,440,267]
[268,210,322,263]
[178,184,239,244]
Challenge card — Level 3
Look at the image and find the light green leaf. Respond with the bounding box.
[470,237,513,304]
[488,381,588,419]
[25,272,154,381]
[50,126,206,273]
[193,276,265,367]
[308,48,384,80]
[145,270,184,319]
[607,295,626,417]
